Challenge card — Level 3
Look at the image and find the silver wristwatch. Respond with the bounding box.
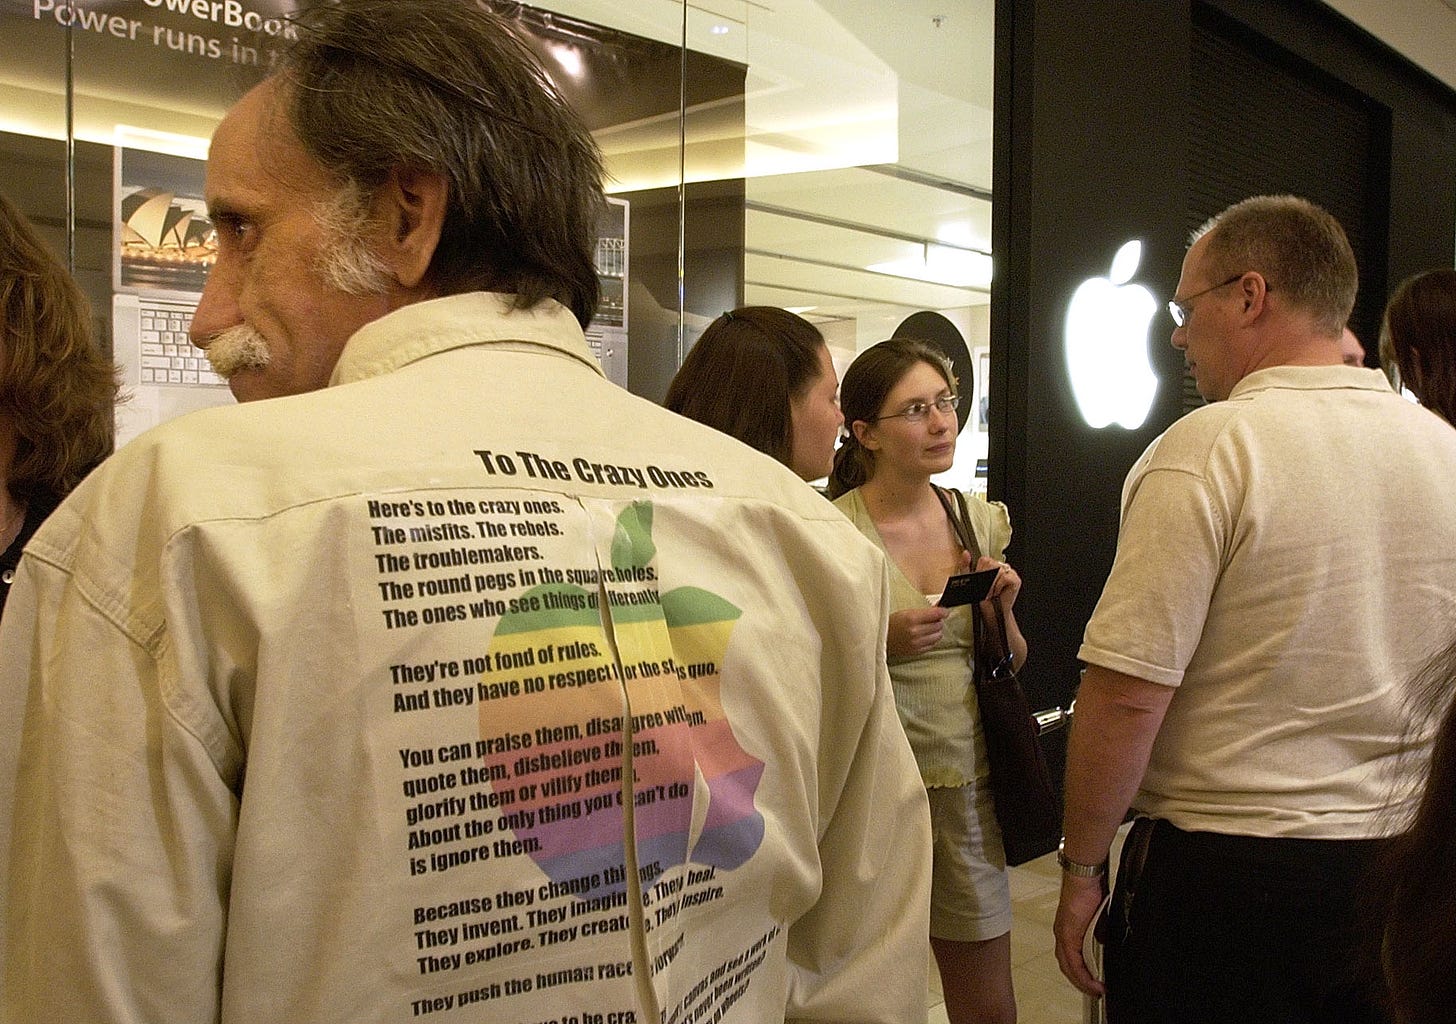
[1057,838,1108,877]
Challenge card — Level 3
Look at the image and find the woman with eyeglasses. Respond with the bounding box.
[827,338,1026,1024]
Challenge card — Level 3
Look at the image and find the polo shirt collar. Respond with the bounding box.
[1229,364,1392,399]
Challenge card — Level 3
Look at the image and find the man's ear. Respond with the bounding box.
[375,166,448,291]
[1239,271,1269,322]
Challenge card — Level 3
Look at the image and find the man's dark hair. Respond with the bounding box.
[279,0,605,327]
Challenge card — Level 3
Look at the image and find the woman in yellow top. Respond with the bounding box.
[828,338,1026,1024]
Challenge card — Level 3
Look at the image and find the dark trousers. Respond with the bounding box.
[1103,819,1388,1024]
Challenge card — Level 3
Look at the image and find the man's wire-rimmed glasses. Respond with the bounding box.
[1168,272,1247,327]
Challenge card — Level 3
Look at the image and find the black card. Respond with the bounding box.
[937,567,1000,607]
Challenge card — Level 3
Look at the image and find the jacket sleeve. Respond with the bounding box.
[0,546,237,1024]
[783,554,931,1024]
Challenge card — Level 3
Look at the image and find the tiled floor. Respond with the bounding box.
[928,826,1130,1024]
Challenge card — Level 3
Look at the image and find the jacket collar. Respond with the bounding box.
[330,292,603,387]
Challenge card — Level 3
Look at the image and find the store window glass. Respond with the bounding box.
[0,0,994,489]
[735,2,995,492]
[551,0,996,491]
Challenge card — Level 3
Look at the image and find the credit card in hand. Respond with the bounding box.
[938,566,1000,607]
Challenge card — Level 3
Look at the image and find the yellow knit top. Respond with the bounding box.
[833,488,1011,788]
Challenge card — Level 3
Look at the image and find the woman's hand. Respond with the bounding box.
[975,555,1021,610]
[887,607,950,657]
[976,556,1028,669]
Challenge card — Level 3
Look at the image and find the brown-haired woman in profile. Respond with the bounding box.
[665,306,842,482]
[1380,267,1456,424]
[1368,633,1456,1023]
[0,191,119,618]
[828,337,1025,1024]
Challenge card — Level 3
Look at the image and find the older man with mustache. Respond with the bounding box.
[0,4,930,1023]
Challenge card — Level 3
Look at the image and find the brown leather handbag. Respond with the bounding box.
[936,486,1062,866]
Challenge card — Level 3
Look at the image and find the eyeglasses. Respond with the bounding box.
[874,394,959,423]
[1167,272,1247,328]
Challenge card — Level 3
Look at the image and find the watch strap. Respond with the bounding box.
[1057,838,1108,877]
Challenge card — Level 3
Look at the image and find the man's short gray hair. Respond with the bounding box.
[1192,195,1357,336]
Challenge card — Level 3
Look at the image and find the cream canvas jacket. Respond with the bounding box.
[0,293,930,1024]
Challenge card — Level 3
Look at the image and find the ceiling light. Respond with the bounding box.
[549,43,584,79]
[868,245,992,289]
[711,24,730,35]
[114,124,210,161]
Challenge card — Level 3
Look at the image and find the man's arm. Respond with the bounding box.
[1052,664,1174,997]
[785,559,931,1024]
[0,552,236,1024]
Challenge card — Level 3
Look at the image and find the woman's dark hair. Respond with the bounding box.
[1381,268,1456,424]
[826,337,954,499]
[1366,633,1456,1023]
[0,191,119,501]
[664,307,826,469]
[278,0,606,328]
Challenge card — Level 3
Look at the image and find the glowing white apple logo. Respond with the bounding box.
[1065,240,1159,429]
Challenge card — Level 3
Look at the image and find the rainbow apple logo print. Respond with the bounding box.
[1065,239,1159,429]
[474,501,764,899]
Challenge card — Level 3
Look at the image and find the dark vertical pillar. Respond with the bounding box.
[622,179,746,403]
[991,0,1192,712]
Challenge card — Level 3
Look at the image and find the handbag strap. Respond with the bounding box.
[932,485,983,562]
[934,486,1013,669]
[954,489,982,562]
[983,597,1013,667]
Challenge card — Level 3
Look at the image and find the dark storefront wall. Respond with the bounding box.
[992,0,1456,721]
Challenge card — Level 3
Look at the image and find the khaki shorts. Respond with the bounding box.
[926,783,1012,942]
